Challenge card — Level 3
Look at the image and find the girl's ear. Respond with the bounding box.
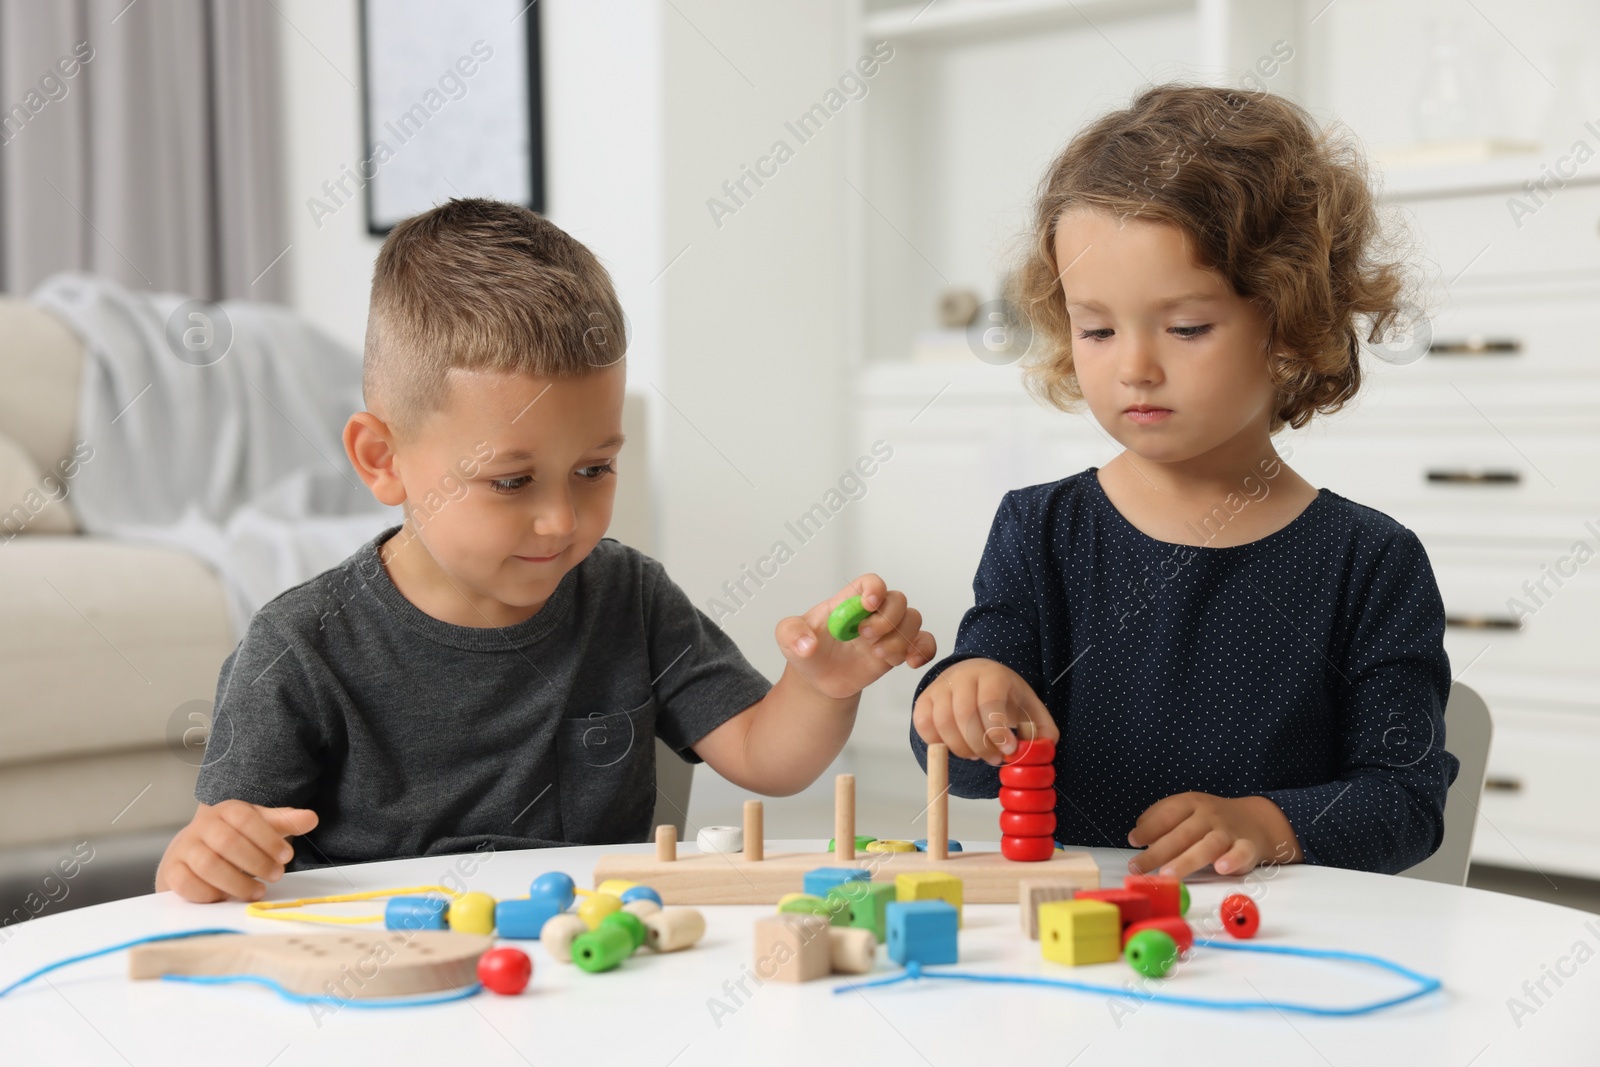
[343,411,407,507]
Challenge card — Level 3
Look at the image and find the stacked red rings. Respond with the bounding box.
[999,733,1057,861]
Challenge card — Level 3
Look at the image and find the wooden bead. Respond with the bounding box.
[643,907,706,952]
[1000,810,1056,836]
[529,872,576,910]
[1123,874,1183,917]
[999,787,1054,813]
[1076,888,1154,929]
[540,914,589,963]
[1124,929,1179,978]
[1018,879,1078,939]
[600,910,648,951]
[577,892,622,930]
[477,946,532,994]
[753,914,831,982]
[1038,899,1120,966]
[1123,916,1194,954]
[572,923,634,973]
[621,898,662,918]
[595,879,641,898]
[619,885,662,908]
[828,926,877,974]
[999,764,1054,789]
[895,872,963,928]
[1221,893,1260,938]
[448,891,497,935]
[385,896,448,932]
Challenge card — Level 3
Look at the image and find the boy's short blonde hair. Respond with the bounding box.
[1015,83,1411,435]
[363,198,626,436]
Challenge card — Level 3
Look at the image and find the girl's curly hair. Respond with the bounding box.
[1015,83,1413,434]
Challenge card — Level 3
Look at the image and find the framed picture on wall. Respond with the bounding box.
[358,0,544,235]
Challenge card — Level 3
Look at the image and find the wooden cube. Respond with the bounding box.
[804,866,870,899]
[895,871,963,928]
[1018,879,1079,940]
[1038,899,1122,966]
[826,881,897,943]
[753,914,832,983]
[886,900,958,966]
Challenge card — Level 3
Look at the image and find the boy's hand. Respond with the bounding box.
[776,574,936,700]
[155,801,320,903]
[912,657,1057,765]
[1126,793,1303,879]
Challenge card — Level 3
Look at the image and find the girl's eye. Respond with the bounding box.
[1172,324,1212,339]
[578,463,617,481]
[1076,328,1113,342]
[489,476,532,494]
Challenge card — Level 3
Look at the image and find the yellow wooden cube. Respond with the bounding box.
[895,871,963,928]
[1038,899,1121,966]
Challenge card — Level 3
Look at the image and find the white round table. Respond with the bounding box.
[3,841,1595,1064]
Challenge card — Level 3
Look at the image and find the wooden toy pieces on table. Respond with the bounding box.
[589,750,1100,903]
[999,722,1057,862]
[1035,878,1259,981]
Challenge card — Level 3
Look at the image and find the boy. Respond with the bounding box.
[155,198,935,902]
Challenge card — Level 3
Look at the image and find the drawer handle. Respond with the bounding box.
[1426,469,1522,485]
[1445,614,1524,631]
[1428,337,1522,356]
[1483,776,1523,793]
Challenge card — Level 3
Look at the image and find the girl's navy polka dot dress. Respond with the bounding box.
[910,467,1459,874]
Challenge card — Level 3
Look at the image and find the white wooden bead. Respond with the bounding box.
[540,913,589,963]
[696,825,744,853]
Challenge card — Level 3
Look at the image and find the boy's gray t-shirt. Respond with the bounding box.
[194,529,773,871]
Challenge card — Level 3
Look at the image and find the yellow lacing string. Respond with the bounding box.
[245,884,461,926]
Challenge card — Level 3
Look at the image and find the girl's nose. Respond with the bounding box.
[1117,332,1162,386]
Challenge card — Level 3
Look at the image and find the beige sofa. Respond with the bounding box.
[0,295,673,913]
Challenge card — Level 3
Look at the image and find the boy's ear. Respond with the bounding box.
[343,412,407,507]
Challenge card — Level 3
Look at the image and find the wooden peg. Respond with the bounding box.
[928,742,949,862]
[744,799,764,862]
[835,774,856,861]
[655,823,677,863]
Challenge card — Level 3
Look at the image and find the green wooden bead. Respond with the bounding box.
[1178,882,1191,917]
[1124,929,1179,979]
[601,909,647,951]
[778,894,832,918]
[827,596,872,641]
[571,922,634,973]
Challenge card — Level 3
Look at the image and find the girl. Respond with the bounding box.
[910,84,1457,879]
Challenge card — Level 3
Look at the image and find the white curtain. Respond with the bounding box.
[0,0,287,302]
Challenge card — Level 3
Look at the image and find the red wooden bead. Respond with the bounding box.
[1220,893,1260,939]
[1003,737,1056,766]
[1000,834,1055,861]
[1075,888,1153,928]
[998,764,1054,789]
[1122,916,1194,954]
[998,787,1054,813]
[1122,874,1182,918]
[477,947,532,994]
[999,810,1056,837]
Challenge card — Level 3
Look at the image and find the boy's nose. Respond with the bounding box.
[534,489,579,537]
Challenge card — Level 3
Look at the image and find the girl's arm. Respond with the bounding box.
[1256,528,1459,874]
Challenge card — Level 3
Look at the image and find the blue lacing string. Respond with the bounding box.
[834,936,1443,1017]
[0,928,481,1008]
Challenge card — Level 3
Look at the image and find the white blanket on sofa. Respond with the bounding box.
[30,272,400,637]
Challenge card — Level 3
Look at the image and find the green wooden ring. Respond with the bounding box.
[827,595,873,641]
[827,835,877,852]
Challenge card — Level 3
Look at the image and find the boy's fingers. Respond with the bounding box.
[912,694,939,744]
[166,860,226,903]
[931,699,977,761]
[975,673,1020,761]
[255,805,319,840]
[1015,682,1059,743]
[847,573,889,612]
[907,630,937,667]
[857,591,907,640]
[200,823,281,881]
[1213,837,1258,876]
[775,615,820,656]
[188,846,266,901]
[222,803,296,864]
[1155,828,1234,880]
[1129,814,1208,874]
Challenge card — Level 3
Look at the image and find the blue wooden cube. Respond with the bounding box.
[496,896,566,939]
[886,900,959,966]
[803,866,871,899]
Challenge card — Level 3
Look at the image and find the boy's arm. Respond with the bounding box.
[691,577,935,795]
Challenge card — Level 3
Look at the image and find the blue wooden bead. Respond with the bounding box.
[619,885,662,907]
[804,867,872,899]
[529,872,576,911]
[385,896,449,932]
[911,839,964,853]
[497,896,566,939]
[886,900,959,966]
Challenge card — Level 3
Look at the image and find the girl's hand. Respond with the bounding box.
[1126,793,1303,879]
[776,574,936,700]
[912,657,1058,765]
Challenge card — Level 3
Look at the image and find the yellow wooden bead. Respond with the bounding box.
[447,891,497,935]
[865,839,916,853]
[596,879,641,897]
[577,892,623,930]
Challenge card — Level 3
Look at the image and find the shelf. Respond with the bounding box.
[863,0,1192,43]
[1377,152,1600,202]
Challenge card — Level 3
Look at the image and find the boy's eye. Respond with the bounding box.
[489,476,532,494]
[577,463,617,481]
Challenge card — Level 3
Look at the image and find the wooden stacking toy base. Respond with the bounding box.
[592,744,1100,905]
